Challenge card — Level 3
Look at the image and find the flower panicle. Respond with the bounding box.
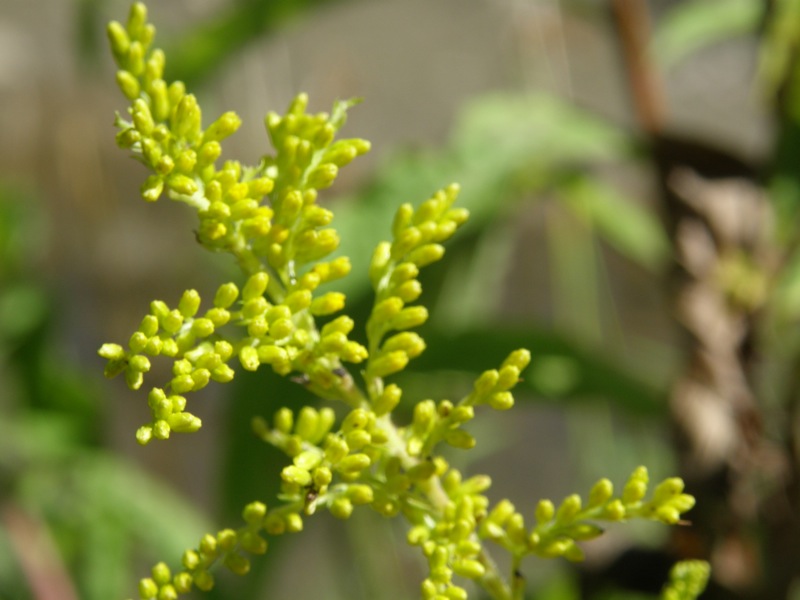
[105,5,699,600]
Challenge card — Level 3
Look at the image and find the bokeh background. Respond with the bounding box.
[2,0,797,598]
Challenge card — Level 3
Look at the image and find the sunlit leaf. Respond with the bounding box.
[653,0,763,68]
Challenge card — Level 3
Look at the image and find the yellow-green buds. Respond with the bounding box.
[103,9,699,600]
[373,383,402,415]
[116,70,140,100]
[662,560,711,600]
[588,478,614,507]
[309,292,345,316]
[204,111,242,143]
[622,466,649,504]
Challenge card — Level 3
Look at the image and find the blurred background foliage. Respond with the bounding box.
[2,0,799,598]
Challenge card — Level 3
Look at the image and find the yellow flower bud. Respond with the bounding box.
[191,318,215,338]
[307,163,338,189]
[160,309,183,334]
[473,369,499,396]
[555,494,582,524]
[182,549,200,570]
[269,318,294,340]
[294,406,319,440]
[116,69,140,100]
[452,559,485,580]
[496,365,521,390]
[205,307,230,327]
[281,465,312,486]
[285,512,303,533]
[168,81,185,108]
[407,243,445,268]
[204,111,242,143]
[139,577,158,599]
[167,174,198,196]
[293,449,323,471]
[98,343,125,361]
[588,478,614,507]
[170,395,187,412]
[444,429,475,449]
[153,419,170,440]
[394,279,422,303]
[488,391,514,410]
[168,412,201,433]
[347,484,374,505]
[199,533,218,556]
[171,374,194,393]
[336,453,371,474]
[193,570,214,592]
[313,466,332,489]
[210,364,235,383]
[127,41,145,76]
[310,292,345,316]
[224,552,250,576]
[173,94,202,141]
[373,384,402,416]
[177,289,201,318]
[341,341,368,363]
[150,79,169,122]
[257,345,288,367]
[330,497,353,519]
[107,20,130,61]
[602,499,626,520]
[383,331,426,358]
[272,407,294,433]
[390,306,428,330]
[239,346,260,371]
[240,531,268,555]
[622,480,648,505]
[136,425,153,445]
[129,354,151,373]
[345,429,371,450]
[392,226,422,259]
[392,203,414,239]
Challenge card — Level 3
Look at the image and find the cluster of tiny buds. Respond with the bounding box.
[131,500,304,600]
[108,3,371,286]
[408,469,494,600]
[662,560,711,600]
[364,184,469,386]
[99,267,368,444]
[254,405,381,510]
[479,466,695,563]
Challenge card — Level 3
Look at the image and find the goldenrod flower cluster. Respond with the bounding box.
[101,5,701,600]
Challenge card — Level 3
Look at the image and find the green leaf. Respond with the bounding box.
[653,0,763,68]
[165,0,350,85]
[561,175,669,271]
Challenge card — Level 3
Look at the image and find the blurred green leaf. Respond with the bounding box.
[0,283,48,341]
[561,175,669,271]
[654,0,763,68]
[758,0,800,98]
[166,0,350,86]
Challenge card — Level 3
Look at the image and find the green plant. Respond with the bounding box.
[99,4,702,599]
